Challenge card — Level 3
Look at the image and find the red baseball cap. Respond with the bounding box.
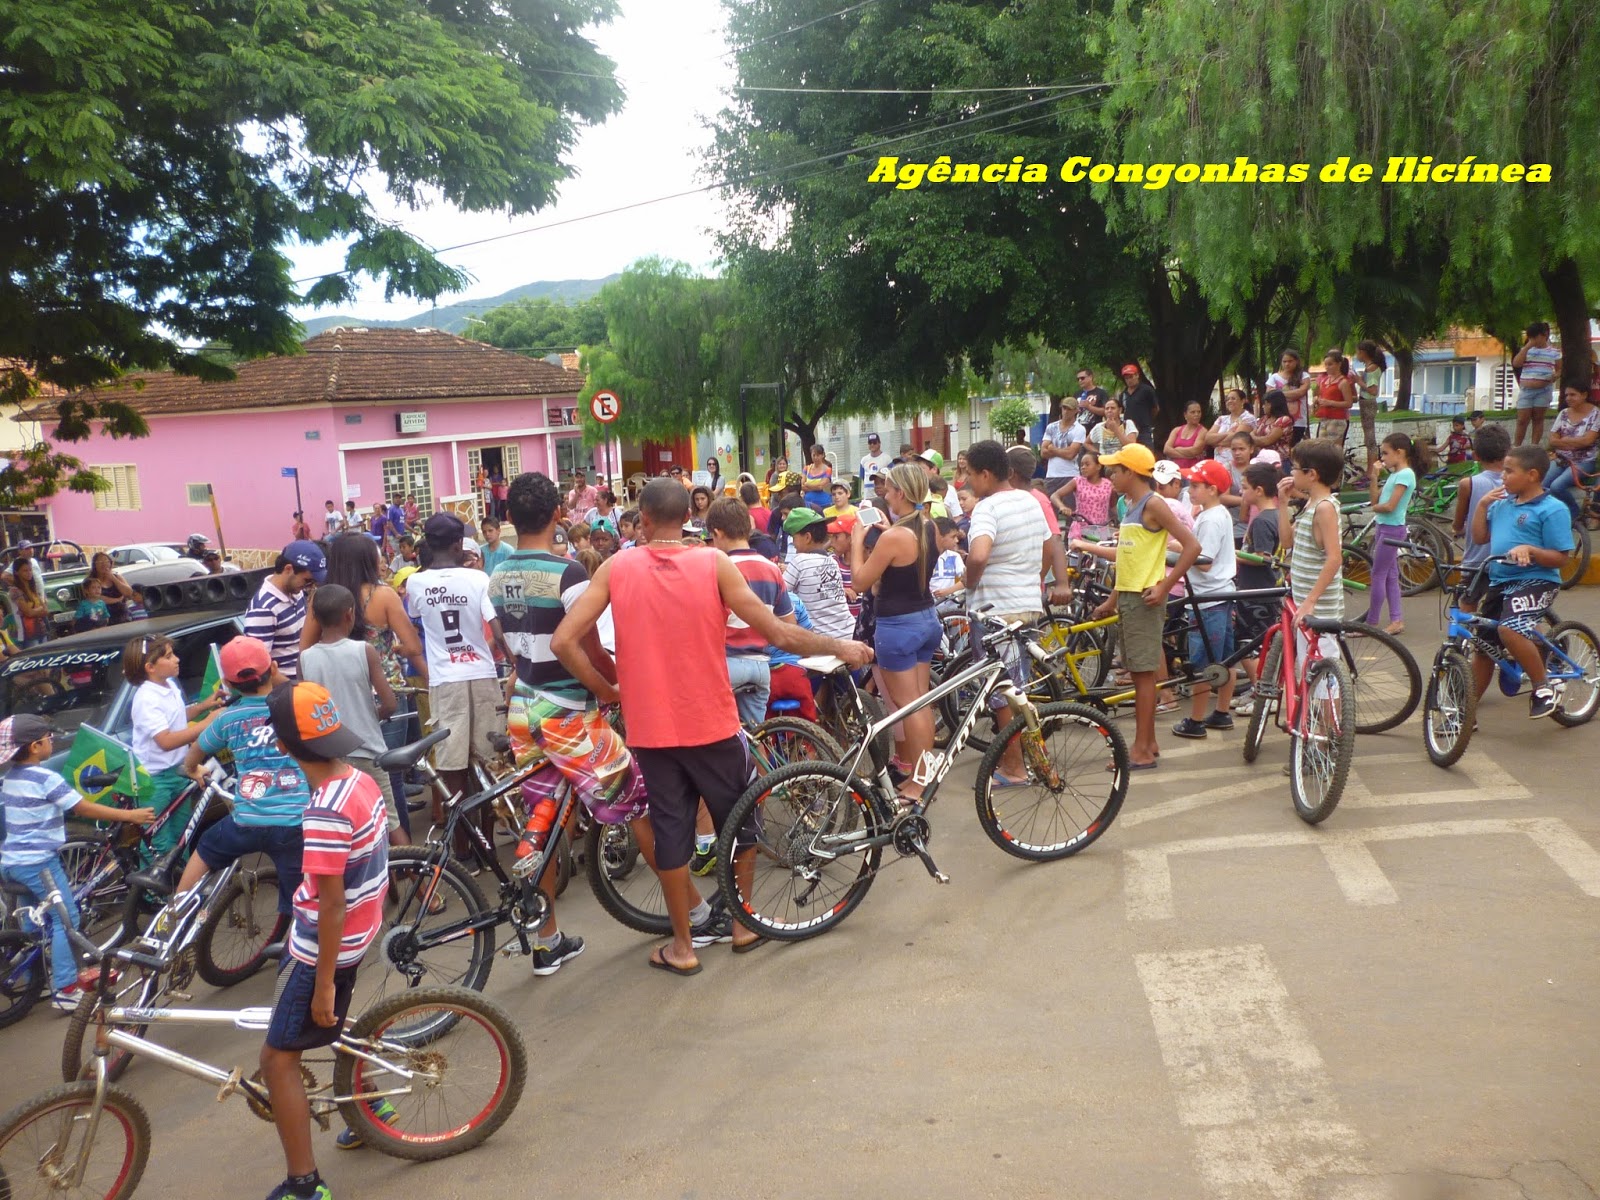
[826,514,858,534]
[1119,363,1141,378]
[218,636,272,686]
[1182,459,1234,491]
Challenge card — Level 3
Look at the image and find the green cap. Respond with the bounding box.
[915,448,944,471]
[782,507,829,536]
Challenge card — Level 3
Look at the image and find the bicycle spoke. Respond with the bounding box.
[737,772,877,935]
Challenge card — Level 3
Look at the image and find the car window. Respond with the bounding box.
[149,546,181,562]
[109,549,145,566]
[0,649,120,738]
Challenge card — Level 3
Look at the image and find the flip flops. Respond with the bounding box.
[648,947,702,977]
[732,936,769,955]
[990,773,1030,789]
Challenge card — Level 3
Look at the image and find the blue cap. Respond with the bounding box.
[283,539,327,583]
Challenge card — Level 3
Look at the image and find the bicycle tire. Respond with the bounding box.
[61,966,160,1085]
[749,716,845,770]
[584,819,672,937]
[56,840,129,936]
[1243,638,1283,764]
[0,930,43,1030]
[1289,659,1355,825]
[334,985,526,1162]
[1398,516,1446,596]
[1038,615,1112,691]
[974,702,1129,862]
[821,682,893,766]
[352,848,492,1025]
[715,760,883,943]
[940,648,1066,755]
[1546,620,1600,727]
[1422,648,1476,768]
[0,1079,149,1200]
[1336,621,1422,734]
[1339,543,1373,601]
[193,866,288,990]
[550,826,573,898]
[1559,517,1591,590]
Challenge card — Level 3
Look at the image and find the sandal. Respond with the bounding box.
[648,946,702,977]
[732,935,769,955]
[989,773,1029,789]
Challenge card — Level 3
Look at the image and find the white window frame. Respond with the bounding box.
[92,465,141,511]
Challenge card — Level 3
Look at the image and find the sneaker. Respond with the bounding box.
[1170,717,1208,739]
[50,983,85,1013]
[1230,686,1254,711]
[265,1181,333,1200]
[1232,699,1257,717]
[691,900,734,947]
[529,933,585,976]
[334,1099,399,1150]
[1529,686,1558,720]
[1203,712,1235,731]
[689,843,717,877]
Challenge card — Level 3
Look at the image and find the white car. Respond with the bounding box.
[107,542,241,574]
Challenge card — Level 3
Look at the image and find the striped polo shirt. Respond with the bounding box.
[243,578,307,681]
[489,549,590,703]
[0,765,80,868]
[289,769,389,967]
[726,548,793,657]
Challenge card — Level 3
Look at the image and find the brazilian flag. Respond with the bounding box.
[191,643,223,718]
[62,724,154,806]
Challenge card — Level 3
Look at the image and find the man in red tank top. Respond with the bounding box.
[552,480,872,973]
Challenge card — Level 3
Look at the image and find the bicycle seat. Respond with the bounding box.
[770,699,802,714]
[1302,616,1345,634]
[375,727,451,771]
[797,654,849,675]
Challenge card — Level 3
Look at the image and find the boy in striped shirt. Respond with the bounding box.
[261,682,389,1200]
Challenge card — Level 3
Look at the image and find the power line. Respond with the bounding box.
[723,0,888,57]
[731,83,1095,94]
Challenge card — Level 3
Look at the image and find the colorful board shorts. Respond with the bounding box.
[508,688,648,825]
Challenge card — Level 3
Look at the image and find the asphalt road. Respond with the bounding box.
[3,588,1597,1200]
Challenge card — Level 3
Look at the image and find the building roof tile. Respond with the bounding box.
[26,327,584,420]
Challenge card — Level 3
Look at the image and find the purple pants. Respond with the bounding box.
[1365,524,1406,625]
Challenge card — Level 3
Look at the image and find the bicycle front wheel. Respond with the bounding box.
[749,716,844,770]
[1339,543,1373,603]
[1399,517,1446,596]
[1546,620,1600,726]
[0,1080,150,1200]
[975,702,1129,861]
[939,648,1065,755]
[196,866,289,989]
[1337,621,1422,734]
[1422,648,1476,767]
[1289,659,1355,824]
[715,761,883,942]
[0,930,44,1030]
[335,985,526,1162]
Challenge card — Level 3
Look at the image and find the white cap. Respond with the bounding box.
[462,537,481,555]
[1151,460,1184,485]
[1252,448,1283,466]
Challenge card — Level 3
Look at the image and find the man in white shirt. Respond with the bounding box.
[322,500,345,537]
[858,433,892,499]
[405,512,510,810]
[1040,397,1086,496]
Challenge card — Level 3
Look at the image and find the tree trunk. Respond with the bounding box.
[1143,270,1248,445]
[1391,344,1414,411]
[1541,256,1593,391]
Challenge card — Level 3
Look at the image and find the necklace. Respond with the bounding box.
[646,539,683,546]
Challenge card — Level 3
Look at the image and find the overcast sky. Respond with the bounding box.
[289,0,735,323]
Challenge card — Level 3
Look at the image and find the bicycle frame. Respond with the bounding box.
[1255,594,1335,737]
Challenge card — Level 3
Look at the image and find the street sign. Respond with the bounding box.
[590,391,621,424]
[280,467,298,478]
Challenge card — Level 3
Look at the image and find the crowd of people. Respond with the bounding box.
[0,330,1593,1200]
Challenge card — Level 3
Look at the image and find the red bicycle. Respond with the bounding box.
[1241,593,1357,823]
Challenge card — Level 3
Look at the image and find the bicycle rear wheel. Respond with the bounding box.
[1289,659,1355,824]
[0,930,43,1030]
[195,865,289,989]
[1545,620,1600,726]
[584,819,678,938]
[335,984,525,1161]
[1422,648,1476,768]
[974,703,1129,861]
[1339,544,1373,604]
[1243,639,1282,764]
[1398,516,1446,596]
[1037,616,1111,691]
[1336,621,1422,734]
[1559,517,1591,590]
[749,716,844,770]
[0,1080,149,1200]
[55,840,128,937]
[715,761,883,942]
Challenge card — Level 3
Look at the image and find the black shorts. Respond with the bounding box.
[633,735,756,872]
[1235,598,1281,651]
[265,959,359,1052]
[1471,580,1559,659]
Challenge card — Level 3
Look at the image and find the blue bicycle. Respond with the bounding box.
[1422,557,1600,767]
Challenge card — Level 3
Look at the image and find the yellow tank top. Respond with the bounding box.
[1115,492,1168,592]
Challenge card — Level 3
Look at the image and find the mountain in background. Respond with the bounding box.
[298,275,619,337]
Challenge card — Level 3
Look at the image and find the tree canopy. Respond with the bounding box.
[467,296,608,355]
[0,0,623,505]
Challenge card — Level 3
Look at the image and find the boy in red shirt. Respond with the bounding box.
[261,682,389,1200]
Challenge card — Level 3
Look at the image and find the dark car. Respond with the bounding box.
[0,610,246,772]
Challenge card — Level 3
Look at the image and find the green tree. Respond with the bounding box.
[1104,0,1600,388]
[988,396,1039,443]
[0,0,623,508]
[466,297,609,354]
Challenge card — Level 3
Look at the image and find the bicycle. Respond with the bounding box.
[57,763,288,1082]
[1339,500,1448,596]
[0,890,525,1198]
[713,614,1129,942]
[1240,594,1358,824]
[1420,557,1600,767]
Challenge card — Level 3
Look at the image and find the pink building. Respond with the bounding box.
[31,328,616,557]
